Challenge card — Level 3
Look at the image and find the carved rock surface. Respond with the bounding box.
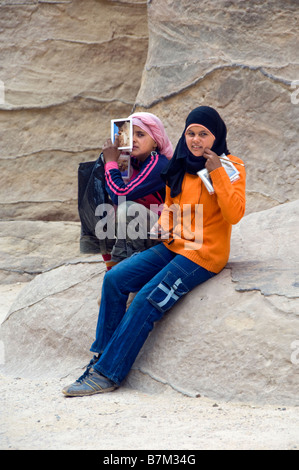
[0,0,298,412]
[0,0,148,221]
[0,259,105,379]
[1,201,298,406]
[135,0,299,214]
[0,220,82,284]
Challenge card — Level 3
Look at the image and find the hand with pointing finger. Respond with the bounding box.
[102,135,121,163]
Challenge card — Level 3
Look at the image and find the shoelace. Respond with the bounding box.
[76,355,100,383]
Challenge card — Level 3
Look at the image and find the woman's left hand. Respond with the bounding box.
[103,136,121,163]
[203,148,222,172]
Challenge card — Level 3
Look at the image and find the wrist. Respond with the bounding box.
[105,161,119,171]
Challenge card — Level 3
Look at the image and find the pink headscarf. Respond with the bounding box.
[129,112,173,160]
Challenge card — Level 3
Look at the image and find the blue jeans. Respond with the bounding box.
[91,243,216,385]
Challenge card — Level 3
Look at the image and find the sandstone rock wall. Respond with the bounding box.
[1,0,298,219]
[135,0,299,214]
[0,0,148,221]
[1,202,298,405]
[0,0,298,406]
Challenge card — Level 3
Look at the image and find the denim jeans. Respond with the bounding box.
[91,243,216,385]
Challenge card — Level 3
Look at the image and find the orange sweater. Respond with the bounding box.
[159,155,246,273]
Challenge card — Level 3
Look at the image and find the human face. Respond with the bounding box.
[131,125,157,161]
[185,125,215,157]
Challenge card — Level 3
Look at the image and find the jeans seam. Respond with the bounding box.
[172,260,215,278]
[171,260,190,276]
[120,246,174,293]
[120,271,149,294]
[171,260,200,277]
[152,245,175,264]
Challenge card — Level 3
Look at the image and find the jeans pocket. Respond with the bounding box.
[147,271,189,313]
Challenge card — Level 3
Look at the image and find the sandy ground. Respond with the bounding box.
[1,284,299,451]
[1,373,299,451]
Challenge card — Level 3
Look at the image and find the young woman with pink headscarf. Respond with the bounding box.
[100,112,173,270]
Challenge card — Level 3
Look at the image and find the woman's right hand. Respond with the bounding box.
[103,135,121,163]
[149,222,170,239]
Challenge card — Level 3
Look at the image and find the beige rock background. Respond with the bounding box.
[136,0,299,214]
[0,0,299,450]
[0,0,148,221]
[1,201,298,405]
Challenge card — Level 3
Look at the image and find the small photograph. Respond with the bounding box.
[197,168,215,194]
[197,156,240,195]
[221,159,240,182]
[111,118,133,150]
[117,153,131,180]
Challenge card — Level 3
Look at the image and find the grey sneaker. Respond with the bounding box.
[65,353,101,388]
[62,367,117,397]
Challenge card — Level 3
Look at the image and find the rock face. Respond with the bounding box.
[0,220,82,284]
[0,0,148,221]
[0,258,105,378]
[0,0,298,407]
[1,0,298,220]
[131,200,299,405]
[0,219,88,325]
[1,201,298,405]
[135,0,299,214]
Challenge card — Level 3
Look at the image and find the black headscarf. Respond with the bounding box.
[161,106,229,197]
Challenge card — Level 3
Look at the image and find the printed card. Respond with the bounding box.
[111,118,133,150]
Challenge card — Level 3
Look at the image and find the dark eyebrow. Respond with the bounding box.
[186,129,208,134]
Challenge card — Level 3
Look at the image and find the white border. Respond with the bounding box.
[111,118,133,150]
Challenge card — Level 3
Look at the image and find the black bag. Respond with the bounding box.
[78,154,114,254]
